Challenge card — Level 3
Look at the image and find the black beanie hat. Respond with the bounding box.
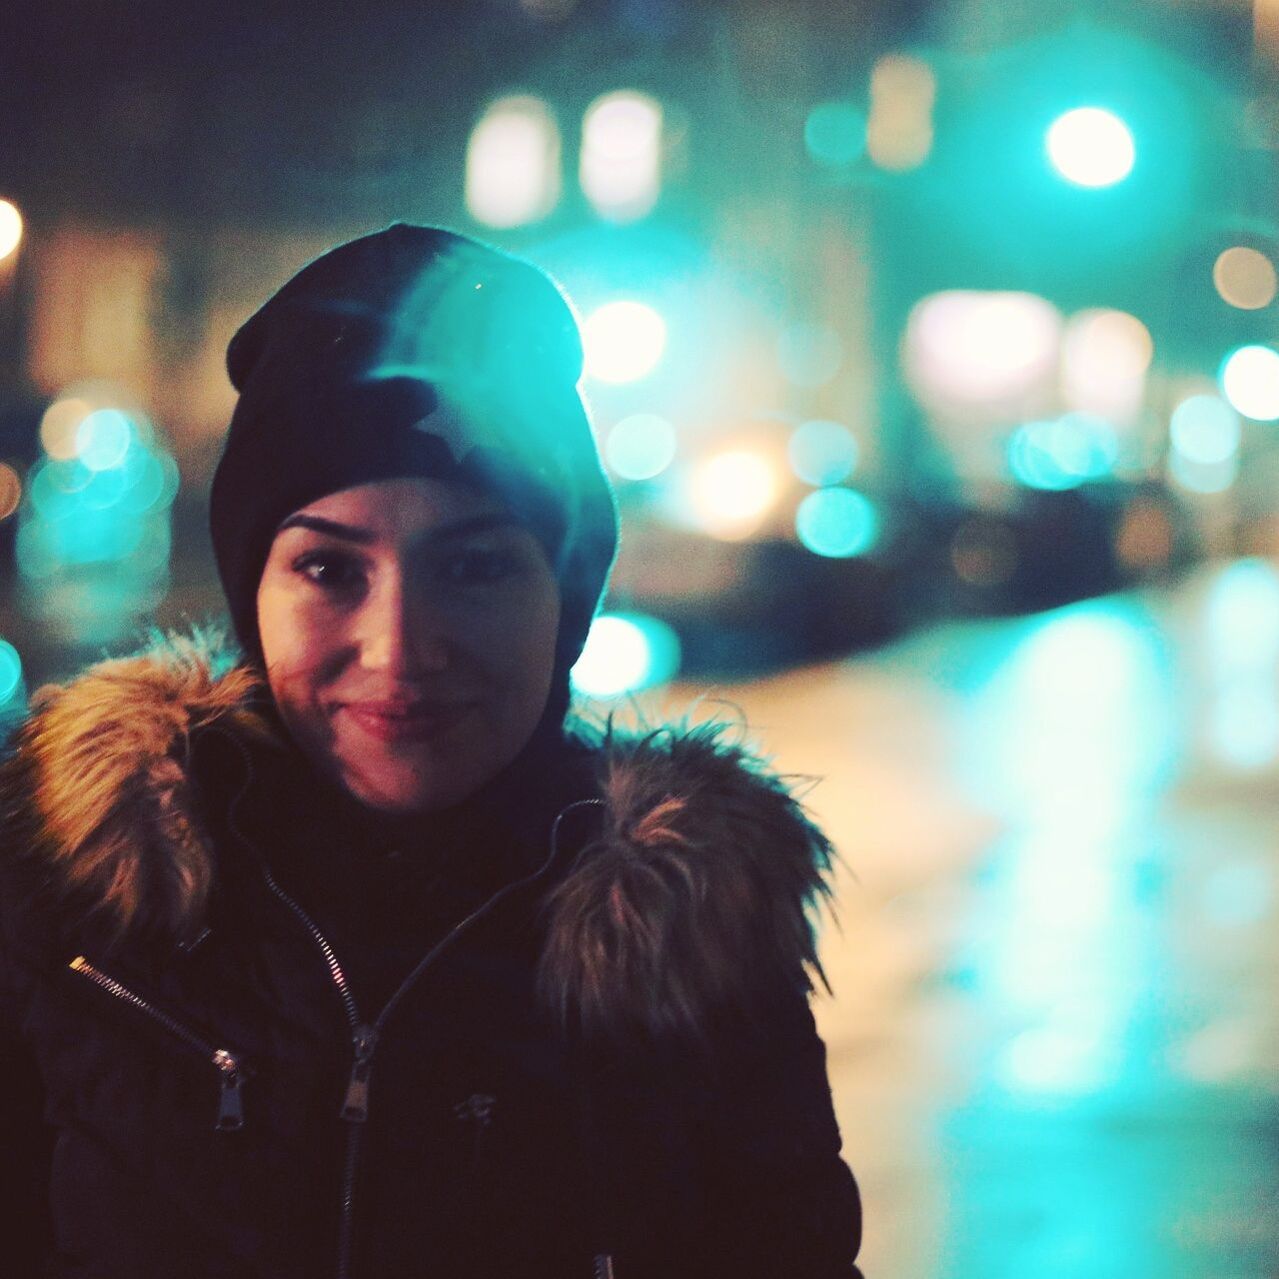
[210,224,618,710]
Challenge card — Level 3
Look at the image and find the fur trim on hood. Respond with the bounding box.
[1,633,835,1034]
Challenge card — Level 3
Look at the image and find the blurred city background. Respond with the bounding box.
[1,0,1277,1274]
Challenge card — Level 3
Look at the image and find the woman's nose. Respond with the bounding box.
[356,580,449,677]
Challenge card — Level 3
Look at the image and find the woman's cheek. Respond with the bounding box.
[265,661,334,753]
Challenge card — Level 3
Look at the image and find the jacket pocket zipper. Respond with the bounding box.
[67,955,248,1131]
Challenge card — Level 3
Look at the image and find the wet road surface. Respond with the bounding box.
[655,560,1279,1278]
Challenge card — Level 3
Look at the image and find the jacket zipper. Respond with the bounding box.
[259,870,368,1279]
[262,867,538,1279]
[260,799,601,1279]
[66,955,247,1131]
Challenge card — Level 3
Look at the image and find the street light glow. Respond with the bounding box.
[690,449,778,540]
[571,612,681,697]
[580,90,663,222]
[1220,346,1279,422]
[465,96,561,228]
[582,300,667,384]
[1046,108,1135,188]
[0,200,22,260]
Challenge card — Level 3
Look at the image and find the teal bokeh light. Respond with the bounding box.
[899,23,1220,290]
[788,419,859,486]
[18,412,182,623]
[1169,450,1237,494]
[1210,684,1279,770]
[1046,107,1135,187]
[0,639,23,705]
[1169,394,1240,465]
[1008,415,1118,490]
[795,487,879,558]
[604,413,677,481]
[76,409,134,471]
[1205,558,1279,669]
[571,612,682,697]
[804,101,868,167]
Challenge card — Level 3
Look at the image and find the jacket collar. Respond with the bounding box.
[1,631,835,1035]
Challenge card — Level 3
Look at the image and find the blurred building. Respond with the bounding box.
[0,0,1276,685]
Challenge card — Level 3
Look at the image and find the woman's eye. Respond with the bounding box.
[292,551,366,593]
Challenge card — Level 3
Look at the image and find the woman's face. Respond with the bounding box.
[256,477,561,814]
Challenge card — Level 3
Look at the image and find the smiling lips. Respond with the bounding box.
[340,699,476,743]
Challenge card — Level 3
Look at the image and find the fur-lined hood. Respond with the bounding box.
[0,634,834,1035]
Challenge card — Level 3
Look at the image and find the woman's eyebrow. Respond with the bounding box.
[276,514,375,544]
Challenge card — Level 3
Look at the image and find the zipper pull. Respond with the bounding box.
[212,1049,245,1132]
[341,1023,379,1123]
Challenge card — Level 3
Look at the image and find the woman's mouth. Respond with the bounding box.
[339,700,476,743]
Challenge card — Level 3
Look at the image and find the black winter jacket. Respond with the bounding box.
[0,638,862,1279]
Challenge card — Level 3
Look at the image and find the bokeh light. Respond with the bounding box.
[1046,108,1135,187]
[570,612,681,697]
[1008,415,1119,490]
[1220,345,1279,421]
[604,412,677,480]
[39,397,92,460]
[465,95,561,229]
[76,409,134,471]
[904,291,1062,410]
[795,487,880,558]
[1060,309,1153,422]
[0,463,21,521]
[1000,1022,1112,1095]
[1206,558,1279,668]
[1213,246,1278,311]
[1209,685,1279,771]
[867,54,935,171]
[788,419,859,487]
[1114,498,1173,571]
[18,386,180,646]
[804,101,867,167]
[1169,395,1241,465]
[690,449,779,540]
[582,300,667,384]
[0,639,22,706]
[1204,560,1279,769]
[580,90,663,222]
[1168,450,1237,494]
[0,200,23,261]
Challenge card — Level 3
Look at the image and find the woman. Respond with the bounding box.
[0,225,863,1278]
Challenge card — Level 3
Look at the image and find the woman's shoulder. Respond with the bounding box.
[0,629,273,949]
[543,713,837,1040]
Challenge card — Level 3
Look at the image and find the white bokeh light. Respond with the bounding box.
[582,301,667,384]
[904,291,1062,411]
[1047,108,1135,188]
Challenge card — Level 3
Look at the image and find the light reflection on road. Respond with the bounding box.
[653,561,1279,1279]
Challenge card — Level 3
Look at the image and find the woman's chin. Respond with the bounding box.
[336,754,487,816]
